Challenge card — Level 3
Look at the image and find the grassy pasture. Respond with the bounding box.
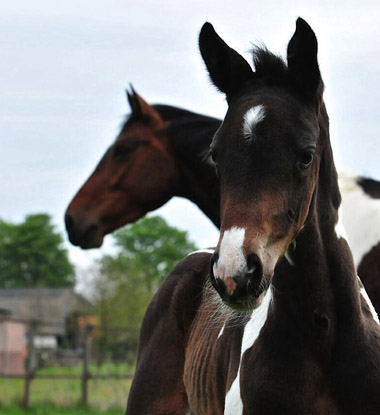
[0,363,133,414]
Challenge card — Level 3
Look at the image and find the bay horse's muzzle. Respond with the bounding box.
[210,252,266,310]
[65,212,103,249]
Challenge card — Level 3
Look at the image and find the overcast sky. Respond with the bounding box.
[1,1,380,285]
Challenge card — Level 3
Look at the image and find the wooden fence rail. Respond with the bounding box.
[0,321,138,408]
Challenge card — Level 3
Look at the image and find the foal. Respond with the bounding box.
[126,19,380,415]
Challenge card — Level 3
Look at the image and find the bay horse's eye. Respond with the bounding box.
[297,151,314,169]
[113,145,134,159]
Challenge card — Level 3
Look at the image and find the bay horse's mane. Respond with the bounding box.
[154,104,219,122]
[123,103,219,126]
[122,103,221,161]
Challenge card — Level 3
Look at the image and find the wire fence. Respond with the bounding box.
[0,318,139,409]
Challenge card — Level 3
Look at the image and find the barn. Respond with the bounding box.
[0,288,92,375]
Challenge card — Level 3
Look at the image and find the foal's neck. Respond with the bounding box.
[274,107,362,333]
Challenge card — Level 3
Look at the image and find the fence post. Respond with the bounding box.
[81,324,92,406]
[23,321,37,409]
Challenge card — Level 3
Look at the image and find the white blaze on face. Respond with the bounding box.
[242,105,266,140]
[213,227,246,289]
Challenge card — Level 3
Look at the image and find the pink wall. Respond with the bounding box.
[0,321,27,375]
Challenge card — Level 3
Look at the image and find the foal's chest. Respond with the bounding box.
[184,316,243,415]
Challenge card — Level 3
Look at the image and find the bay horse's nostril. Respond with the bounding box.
[64,211,102,248]
[65,213,75,232]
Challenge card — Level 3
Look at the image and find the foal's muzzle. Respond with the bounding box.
[210,253,266,311]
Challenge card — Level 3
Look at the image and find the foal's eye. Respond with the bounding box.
[113,145,134,159]
[297,151,314,169]
[209,148,219,176]
[210,147,217,164]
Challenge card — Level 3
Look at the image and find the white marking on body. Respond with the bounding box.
[360,287,380,325]
[213,227,246,284]
[224,289,272,415]
[335,205,349,241]
[242,105,265,139]
[218,322,226,339]
[357,275,380,324]
[338,170,380,266]
[187,248,215,257]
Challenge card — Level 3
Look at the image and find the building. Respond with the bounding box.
[0,288,92,375]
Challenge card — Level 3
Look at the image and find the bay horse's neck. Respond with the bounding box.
[157,106,221,227]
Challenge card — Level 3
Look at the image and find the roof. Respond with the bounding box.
[0,288,92,335]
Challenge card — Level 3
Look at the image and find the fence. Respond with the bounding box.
[0,318,139,409]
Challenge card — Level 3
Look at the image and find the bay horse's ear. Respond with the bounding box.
[126,87,164,129]
[126,85,142,115]
[287,18,321,99]
[199,22,254,101]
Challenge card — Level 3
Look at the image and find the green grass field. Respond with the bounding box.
[0,364,133,414]
[0,403,123,415]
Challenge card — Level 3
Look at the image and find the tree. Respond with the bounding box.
[112,215,198,291]
[93,216,197,328]
[0,214,74,288]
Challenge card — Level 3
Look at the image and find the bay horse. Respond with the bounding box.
[65,90,220,249]
[125,19,380,415]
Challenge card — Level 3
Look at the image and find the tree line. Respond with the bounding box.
[0,214,197,327]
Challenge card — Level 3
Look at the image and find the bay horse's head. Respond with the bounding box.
[65,88,179,249]
[200,19,324,310]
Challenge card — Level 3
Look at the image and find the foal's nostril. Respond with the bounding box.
[209,253,227,295]
[246,253,263,284]
[209,253,218,283]
[287,208,297,223]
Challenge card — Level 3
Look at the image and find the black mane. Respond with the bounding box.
[154,105,216,121]
[120,102,221,163]
[123,104,220,131]
[158,105,221,160]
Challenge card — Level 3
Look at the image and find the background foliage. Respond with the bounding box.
[93,215,197,328]
[0,214,74,288]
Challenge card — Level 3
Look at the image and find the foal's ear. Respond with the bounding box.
[287,18,321,99]
[199,22,254,101]
[126,86,164,128]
